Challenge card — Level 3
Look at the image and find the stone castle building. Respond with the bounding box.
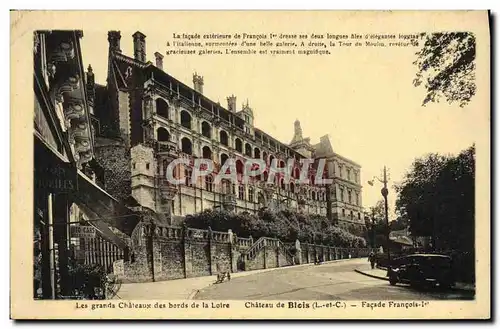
[89,30,364,232]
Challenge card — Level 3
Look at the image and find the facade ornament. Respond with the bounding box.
[57,75,80,98]
[125,66,133,80]
[49,40,75,63]
[47,62,57,79]
[63,99,85,122]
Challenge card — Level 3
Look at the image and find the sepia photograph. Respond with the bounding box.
[12,10,490,319]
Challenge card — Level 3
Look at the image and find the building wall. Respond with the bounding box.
[116,224,247,283]
[100,50,364,230]
[94,138,131,202]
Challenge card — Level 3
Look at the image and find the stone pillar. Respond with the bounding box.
[182,225,193,278]
[295,239,302,265]
[276,244,280,268]
[152,228,163,280]
[208,227,218,275]
[229,230,237,273]
[263,239,267,269]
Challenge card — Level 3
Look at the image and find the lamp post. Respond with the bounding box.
[368,166,391,261]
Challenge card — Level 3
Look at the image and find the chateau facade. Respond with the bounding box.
[89,31,364,232]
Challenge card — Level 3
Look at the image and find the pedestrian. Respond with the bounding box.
[368,251,376,269]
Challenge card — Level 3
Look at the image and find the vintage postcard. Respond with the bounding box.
[11,10,490,319]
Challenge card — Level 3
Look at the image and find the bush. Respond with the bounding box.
[66,262,108,300]
[185,208,367,248]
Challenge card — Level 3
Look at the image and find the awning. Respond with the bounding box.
[71,170,140,237]
[76,202,129,250]
[390,236,414,246]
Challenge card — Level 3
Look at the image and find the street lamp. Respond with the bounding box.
[367,166,391,261]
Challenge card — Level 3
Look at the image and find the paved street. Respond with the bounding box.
[194,259,475,300]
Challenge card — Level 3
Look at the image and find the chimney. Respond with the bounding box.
[227,95,237,112]
[107,31,122,53]
[86,65,95,114]
[154,52,164,70]
[132,31,146,62]
[193,73,204,94]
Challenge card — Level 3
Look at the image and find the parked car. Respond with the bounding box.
[387,254,455,289]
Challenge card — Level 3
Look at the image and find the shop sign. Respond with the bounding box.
[34,141,78,193]
[70,225,96,238]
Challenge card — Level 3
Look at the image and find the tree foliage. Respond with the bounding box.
[394,145,475,252]
[185,208,366,248]
[413,32,476,107]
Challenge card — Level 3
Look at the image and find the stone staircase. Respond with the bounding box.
[242,236,295,270]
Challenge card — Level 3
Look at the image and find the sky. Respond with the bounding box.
[78,11,488,220]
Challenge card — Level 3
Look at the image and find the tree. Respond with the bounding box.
[413,32,476,107]
[369,200,386,223]
[389,216,409,232]
[394,145,475,251]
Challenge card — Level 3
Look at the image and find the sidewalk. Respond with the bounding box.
[354,264,476,292]
[115,258,360,300]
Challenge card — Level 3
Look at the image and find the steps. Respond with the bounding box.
[242,237,295,270]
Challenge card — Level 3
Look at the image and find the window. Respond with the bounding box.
[202,146,212,160]
[146,163,150,170]
[132,163,136,170]
[254,147,261,159]
[348,191,352,204]
[350,211,354,220]
[347,168,351,181]
[222,179,231,194]
[205,175,213,192]
[245,115,250,123]
[219,130,229,146]
[157,127,170,142]
[220,153,229,167]
[185,169,192,187]
[342,209,345,217]
[235,138,243,153]
[156,98,169,119]
[248,187,254,202]
[358,212,361,220]
[355,192,359,205]
[181,137,192,155]
[180,110,192,129]
[245,143,252,157]
[201,121,211,138]
[238,185,245,200]
[340,187,344,202]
